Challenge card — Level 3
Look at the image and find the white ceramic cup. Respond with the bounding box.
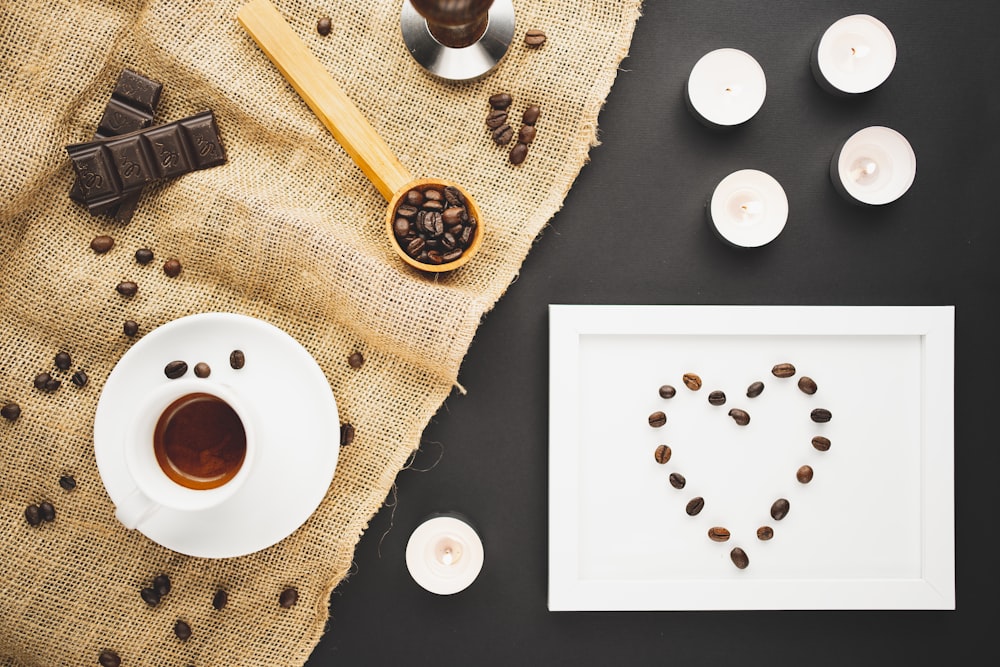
[115,378,256,529]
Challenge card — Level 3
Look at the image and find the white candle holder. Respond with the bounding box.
[686,48,766,128]
[831,126,916,206]
[405,513,484,595]
[708,169,788,248]
[812,15,896,95]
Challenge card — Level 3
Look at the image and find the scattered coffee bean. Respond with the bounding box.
[811,408,832,423]
[71,369,89,388]
[1,402,20,421]
[163,258,182,277]
[164,360,188,379]
[193,362,211,378]
[708,527,731,542]
[24,504,42,526]
[728,408,750,426]
[116,280,138,297]
[653,444,671,464]
[348,351,364,369]
[730,547,749,569]
[522,104,541,125]
[796,465,814,484]
[279,587,299,608]
[54,351,72,370]
[771,363,796,378]
[174,619,192,641]
[59,474,77,491]
[230,349,246,369]
[770,498,790,521]
[518,125,536,144]
[668,472,686,489]
[123,320,140,337]
[757,526,774,541]
[811,436,831,452]
[212,588,229,610]
[648,411,666,428]
[153,573,172,596]
[488,92,512,109]
[486,108,508,129]
[682,373,702,391]
[317,16,331,36]
[685,496,704,516]
[44,377,61,392]
[135,248,154,264]
[492,124,514,145]
[34,372,52,390]
[392,184,478,265]
[38,501,55,522]
[98,649,121,667]
[658,385,676,399]
[524,28,547,47]
[140,587,161,606]
[708,390,726,406]
[90,235,114,254]
[340,422,355,447]
[746,381,764,398]
[509,142,528,165]
[798,376,817,394]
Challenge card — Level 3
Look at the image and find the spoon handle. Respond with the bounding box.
[238,0,413,200]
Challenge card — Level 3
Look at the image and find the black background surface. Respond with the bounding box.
[311,1,999,664]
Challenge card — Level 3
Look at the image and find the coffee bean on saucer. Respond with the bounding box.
[728,408,750,426]
[348,351,364,369]
[153,573,172,596]
[668,472,686,489]
[140,587,161,606]
[524,29,547,48]
[317,16,331,36]
[212,588,229,610]
[279,587,299,608]
[685,496,705,516]
[508,142,528,165]
[230,349,246,369]
[708,390,726,406]
[708,527,731,542]
[772,363,796,378]
[71,369,89,388]
[163,258,182,278]
[340,422,355,447]
[730,547,750,569]
[24,504,42,526]
[648,411,666,428]
[59,474,76,491]
[98,649,121,667]
[757,526,774,541]
[123,320,140,337]
[522,104,541,126]
[798,376,817,394]
[135,248,154,265]
[812,436,831,452]
[488,92,512,109]
[653,444,671,464]
[116,281,138,297]
[173,619,192,641]
[54,351,72,370]
[682,373,702,391]
[746,381,764,398]
[796,465,814,484]
[164,360,188,379]
[770,498,790,521]
[194,362,211,378]
[90,235,114,254]
[1,402,20,421]
[658,385,676,399]
[811,408,832,423]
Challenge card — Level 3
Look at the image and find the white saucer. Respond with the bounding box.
[94,313,340,558]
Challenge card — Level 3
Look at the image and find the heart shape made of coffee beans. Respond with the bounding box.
[646,363,833,570]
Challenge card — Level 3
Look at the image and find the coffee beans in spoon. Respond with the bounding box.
[391,183,479,267]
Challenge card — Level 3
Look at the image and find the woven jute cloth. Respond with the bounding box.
[0,1,641,664]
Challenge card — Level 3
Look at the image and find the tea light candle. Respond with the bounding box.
[405,514,484,595]
[831,126,916,205]
[812,15,896,95]
[686,48,766,128]
[708,169,788,248]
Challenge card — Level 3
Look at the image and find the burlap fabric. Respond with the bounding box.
[0,1,641,664]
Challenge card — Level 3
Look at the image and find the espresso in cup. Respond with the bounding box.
[153,392,247,490]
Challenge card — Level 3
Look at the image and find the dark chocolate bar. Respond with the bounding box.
[66,110,227,212]
[69,69,163,221]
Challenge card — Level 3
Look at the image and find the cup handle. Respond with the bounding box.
[115,487,161,529]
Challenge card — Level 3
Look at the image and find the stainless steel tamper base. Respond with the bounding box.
[400,0,515,82]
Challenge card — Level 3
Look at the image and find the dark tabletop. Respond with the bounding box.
[312,1,999,664]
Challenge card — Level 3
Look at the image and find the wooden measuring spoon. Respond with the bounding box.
[238,0,484,272]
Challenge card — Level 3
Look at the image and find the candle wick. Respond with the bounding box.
[441,548,453,565]
[851,46,857,56]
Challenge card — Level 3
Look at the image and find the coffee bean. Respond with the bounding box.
[812,436,831,451]
[54,351,71,370]
[98,649,121,667]
[393,217,411,236]
[522,104,541,125]
[230,350,246,369]
[116,280,138,297]
[486,109,508,129]
[71,369,88,388]
[653,444,671,464]
[193,362,211,378]
[668,472,686,489]
[811,408,832,423]
[163,258,182,277]
[174,619,192,641]
[317,16,331,36]
[442,207,464,226]
[728,408,750,426]
[492,124,514,145]
[123,320,140,337]
[444,186,466,207]
[405,189,425,207]
[658,385,676,399]
[406,236,425,256]
[730,547,749,569]
[90,235,114,254]
[140,587,161,606]
[682,373,702,391]
[708,527,730,542]
[518,125,536,144]
[24,504,42,526]
[1,402,20,421]
[771,363,796,378]
[509,142,528,165]
[59,474,77,491]
[34,372,50,390]
[44,377,61,392]
[746,381,764,398]
[279,587,299,608]
[38,501,55,522]
[135,248,154,264]
[757,526,774,541]
[648,411,666,428]
[442,249,463,262]
[348,351,364,368]
[396,204,418,219]
[708,390,726,406]
[796,465,814,484]
[770,498,790,521]
[488,92,512,109]
[153,573,172,596]
[340,422,355,447]
[524,29,547,47]
[685,496,704,516]
[164,360,187,379]
[212,588,229,610]
[798,376,817,395]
